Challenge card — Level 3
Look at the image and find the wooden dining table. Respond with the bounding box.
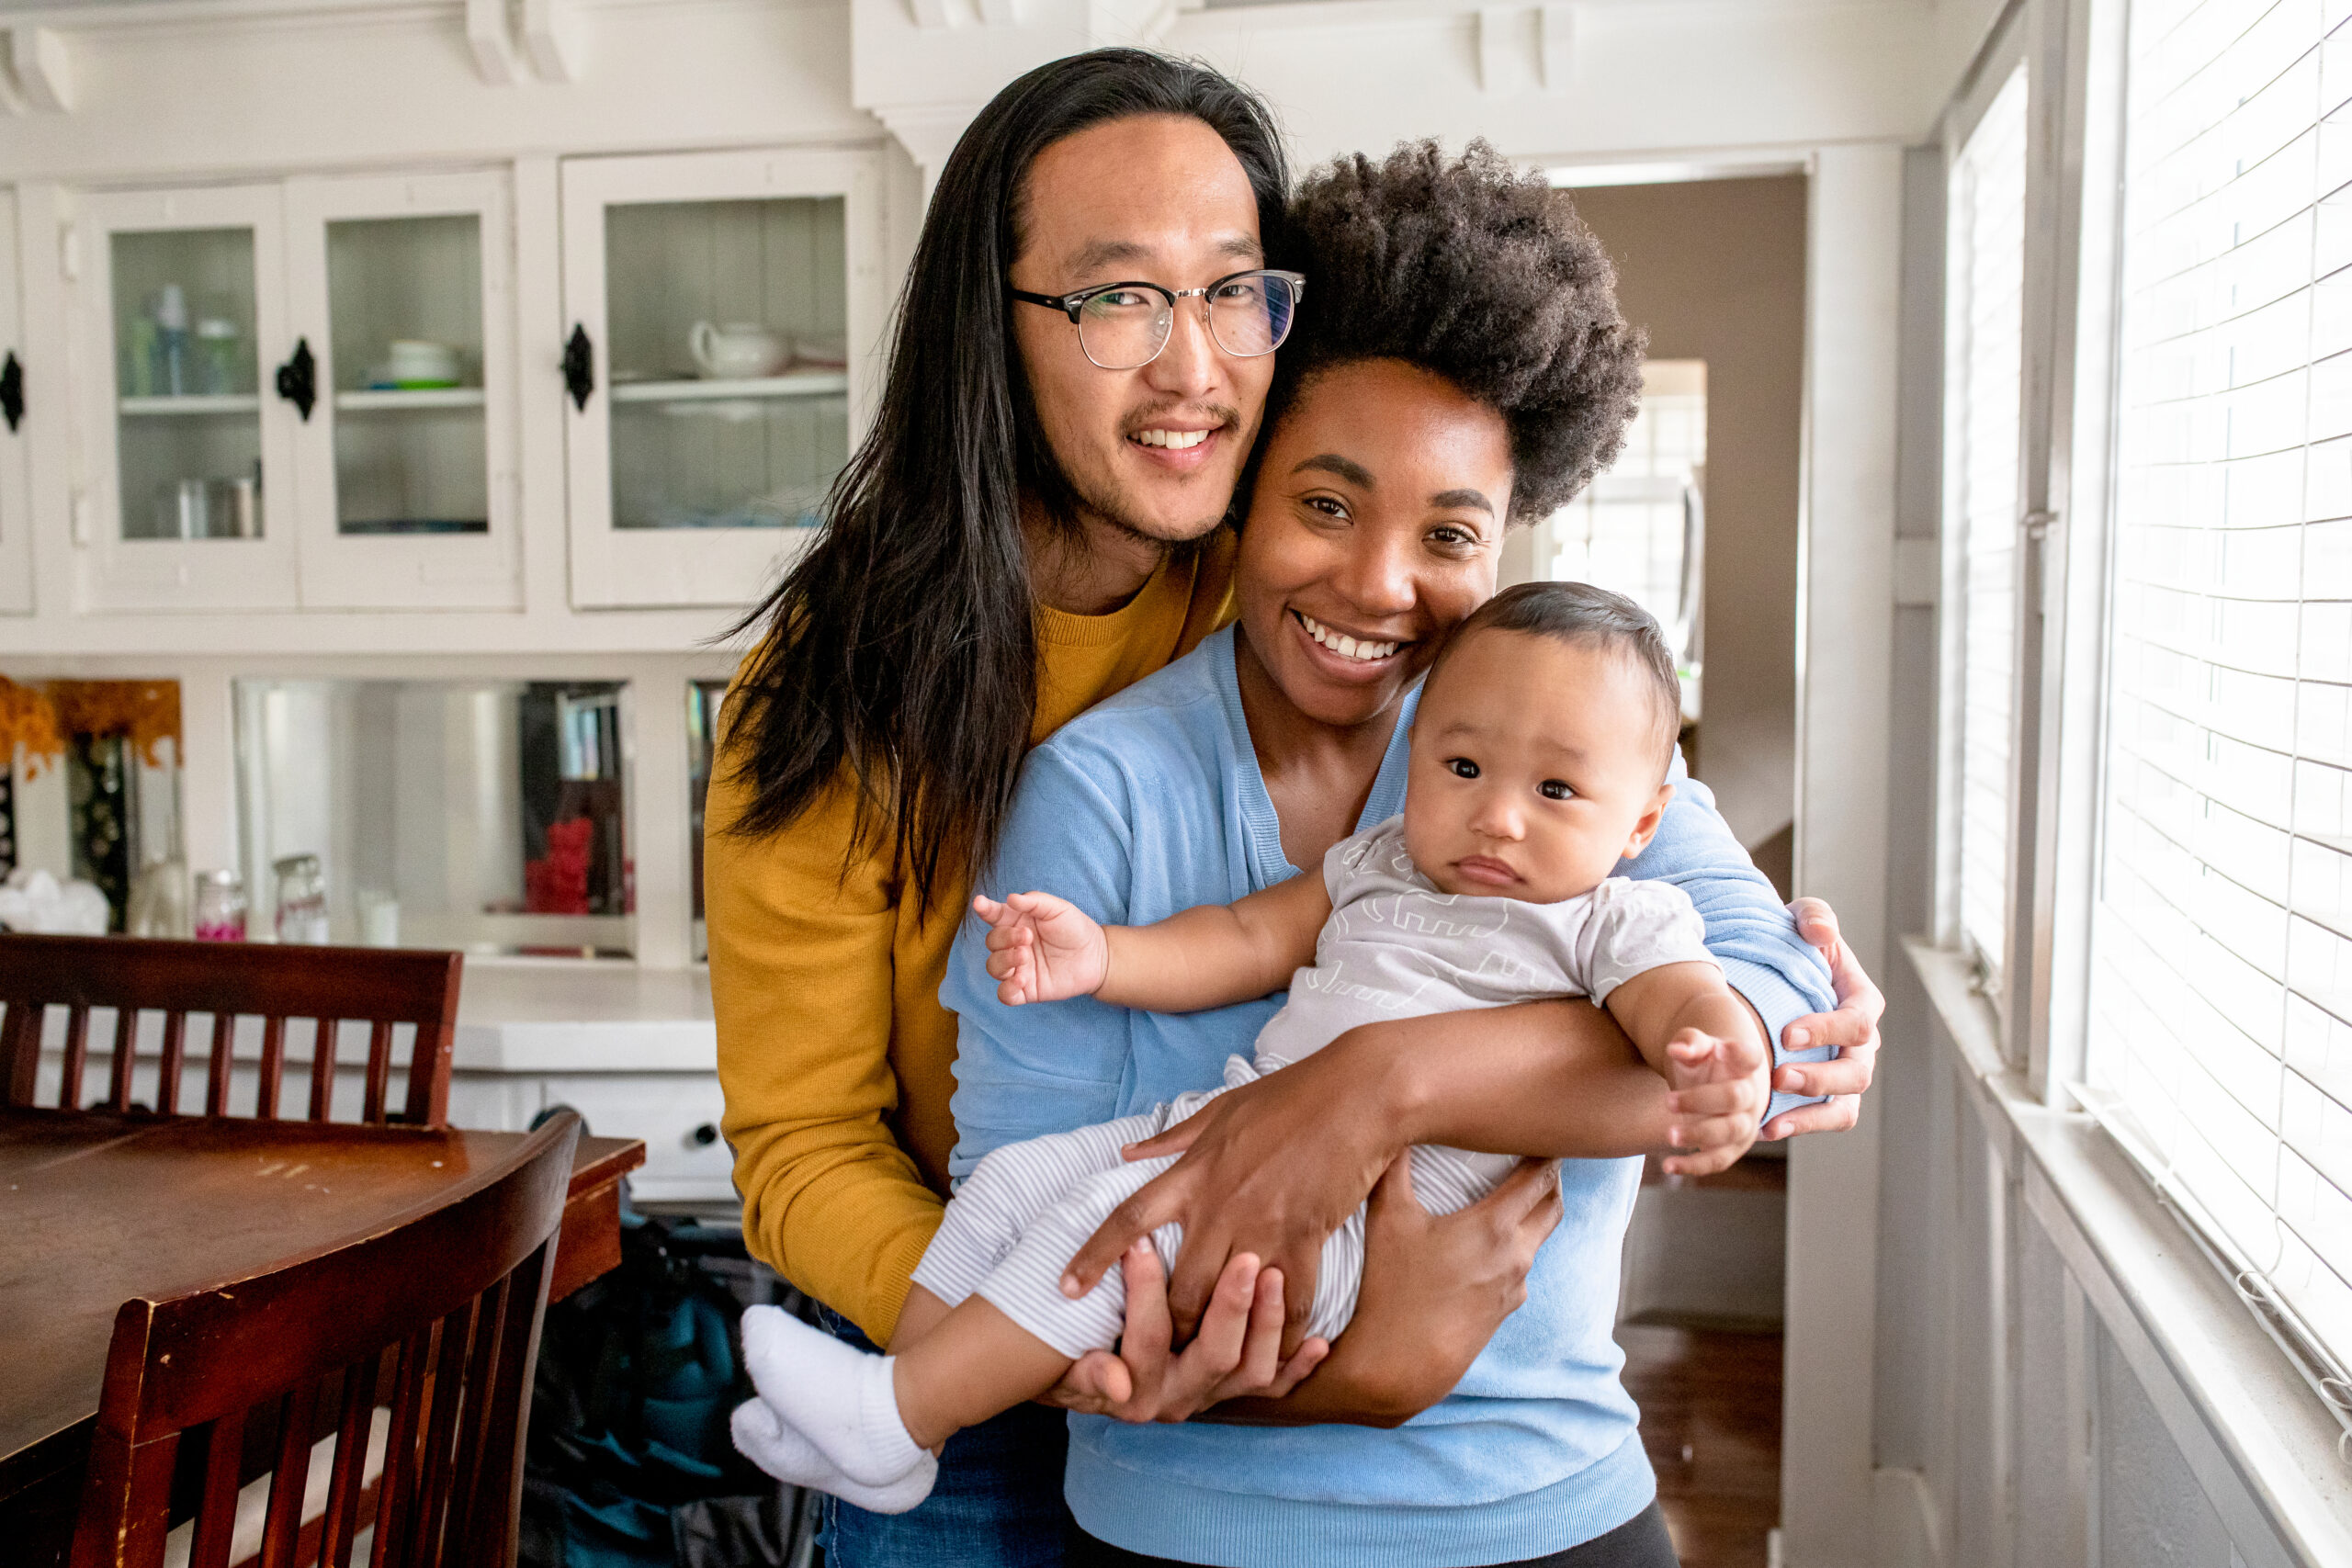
[0,1106,645,1566]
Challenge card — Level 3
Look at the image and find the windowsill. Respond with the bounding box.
[1904,937,2352,1564]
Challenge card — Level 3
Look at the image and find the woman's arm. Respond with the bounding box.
[1057,996,1748,1350]
[1062,767,1843,1349]
[706,754,942,1348]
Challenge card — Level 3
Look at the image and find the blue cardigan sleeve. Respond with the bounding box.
[941,744,1141,1183]
[1629,754,1837,1126]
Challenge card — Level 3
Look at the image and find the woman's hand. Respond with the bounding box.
[1214,1154,1564,1427]
[1036,1245,1326,1421]
[1059,999,1671,1353]
[1766,897,1885,1139]
[1059,1042,1404,1356]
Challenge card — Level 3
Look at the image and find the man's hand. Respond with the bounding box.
[1037,1244,1325,1421]
[973,890,1110,1006]
[1660,1027,1769,1176]
[1767,897,1884,1138]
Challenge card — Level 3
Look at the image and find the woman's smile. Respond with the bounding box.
[1289,609,1408,670]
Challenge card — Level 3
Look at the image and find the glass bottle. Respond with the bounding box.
[152,284,189,398]
[193,868,246,942]
[129,855,191,939]
[273,853,330,944]
[195,318,240,396]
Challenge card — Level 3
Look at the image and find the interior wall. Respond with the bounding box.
[1561,175,1808,870]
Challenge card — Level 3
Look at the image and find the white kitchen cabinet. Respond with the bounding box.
[73,175,523,613]
[283,170,521,609]
[0,189,29,616]
[534,1073,733,1204]
[74,184,300,611]
[559,148,885,609]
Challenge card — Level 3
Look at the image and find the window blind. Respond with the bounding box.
[1946,66,2031,982]
[2089,0,2352,1371]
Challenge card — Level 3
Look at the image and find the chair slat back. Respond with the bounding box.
[71,1114,579,1568]
[0,934,461,1127]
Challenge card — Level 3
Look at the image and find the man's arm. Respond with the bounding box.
[1099,873,1331,1011]
[707,750,943,1348]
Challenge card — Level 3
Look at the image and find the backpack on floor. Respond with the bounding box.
[517,1203,790,1568]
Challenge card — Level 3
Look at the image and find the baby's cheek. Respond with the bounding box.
[1397,792,1451,869]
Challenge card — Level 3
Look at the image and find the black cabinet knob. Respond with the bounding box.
[562,324,595,411]
[275,338,317,421]
[1,352,23,433]
[690,1122,719,1147]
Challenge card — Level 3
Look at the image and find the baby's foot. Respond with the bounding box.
[729,1397,937,1514]
[738,1304,929,1488]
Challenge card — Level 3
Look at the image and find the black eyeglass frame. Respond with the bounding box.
[1008,269,1307,366]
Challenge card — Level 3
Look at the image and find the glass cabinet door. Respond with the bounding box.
[78,186,297,610]
[561,149,884,608]
[0,189,29,615]
[285,171,519,608]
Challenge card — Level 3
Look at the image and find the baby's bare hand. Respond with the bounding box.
[970,891,1110,1005]
[1660,1027,1768,1175]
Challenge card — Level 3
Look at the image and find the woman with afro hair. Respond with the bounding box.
[859,141,1841,1567]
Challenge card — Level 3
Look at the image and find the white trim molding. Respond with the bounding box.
[1781,137,1904,1568]
[1907,938,2352,1568]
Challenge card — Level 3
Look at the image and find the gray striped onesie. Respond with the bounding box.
[910,816,1716,1358]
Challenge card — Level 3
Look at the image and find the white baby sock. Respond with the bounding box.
[738,1303,930,1488]
[729,1397,937,1515]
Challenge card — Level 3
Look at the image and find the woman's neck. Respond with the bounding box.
[1233,625,1407,874]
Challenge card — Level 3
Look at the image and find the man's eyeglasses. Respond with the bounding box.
[1010,269,1306,370]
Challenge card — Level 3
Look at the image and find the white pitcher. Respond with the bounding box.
[689,321,790,380]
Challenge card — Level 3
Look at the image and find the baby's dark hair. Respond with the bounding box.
[1265,141,1647,525]
[1428,582,1683,773]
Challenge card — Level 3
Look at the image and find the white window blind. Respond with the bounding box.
[1945,66,2031,982]
[2088,0,2352,1371]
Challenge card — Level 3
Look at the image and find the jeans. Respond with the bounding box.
[1063,1499,1681,1568]
[816,1306,1073,1568]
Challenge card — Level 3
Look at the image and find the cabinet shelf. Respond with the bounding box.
[335,387,487,412]
[608,370,847,405]
[119,394,261,416]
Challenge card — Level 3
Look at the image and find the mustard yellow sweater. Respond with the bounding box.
[707,536,1236,1344]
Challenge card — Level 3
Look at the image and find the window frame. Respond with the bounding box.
[1927,0,2352,1459]
[1933,0,2125,1098]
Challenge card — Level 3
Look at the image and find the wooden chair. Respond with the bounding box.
[70,1111,581,1568]
[0,933,462,1126]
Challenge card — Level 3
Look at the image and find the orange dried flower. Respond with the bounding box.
[0,677,63,779]
[44,681,184,768]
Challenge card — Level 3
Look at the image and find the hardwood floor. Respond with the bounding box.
[1618,1324,1784,1568]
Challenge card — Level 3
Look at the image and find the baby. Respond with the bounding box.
[731,581,1769,1511]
